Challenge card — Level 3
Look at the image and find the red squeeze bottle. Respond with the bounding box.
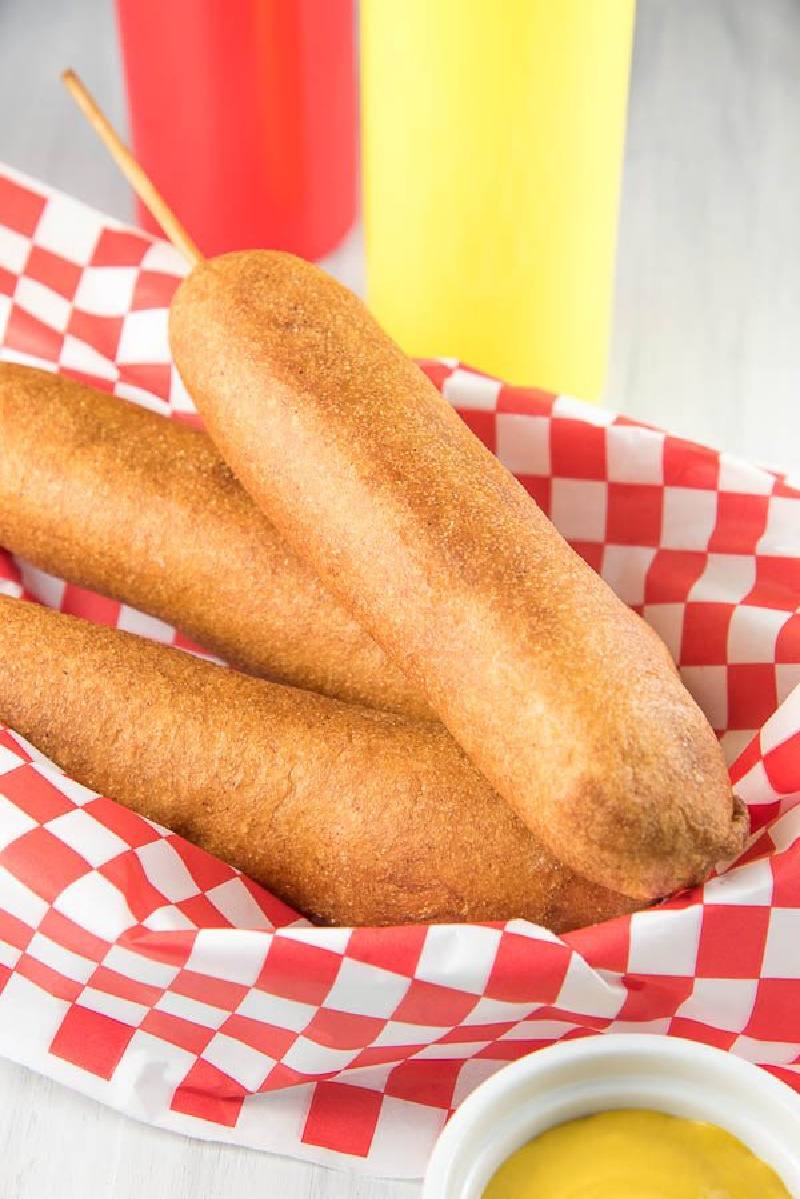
[114,0,357,260]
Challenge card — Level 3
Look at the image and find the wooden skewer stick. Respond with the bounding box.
[61,68,203,268]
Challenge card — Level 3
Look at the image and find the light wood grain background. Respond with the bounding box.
[1,1,798,1196]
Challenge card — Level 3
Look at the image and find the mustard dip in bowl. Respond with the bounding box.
[422,1034,800,1198]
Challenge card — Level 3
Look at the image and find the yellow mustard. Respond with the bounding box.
[361,0,635,397]
[482,1109,790,1198]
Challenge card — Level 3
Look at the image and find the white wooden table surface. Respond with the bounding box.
[0,1,798,1195]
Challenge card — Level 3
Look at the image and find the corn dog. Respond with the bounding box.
[169,252,748,901]
[0,362,429,718]
[0,594,637,930]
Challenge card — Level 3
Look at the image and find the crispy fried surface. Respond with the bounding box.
[170,252,747,899]
[0,595,638,930]
[0,362,429,718]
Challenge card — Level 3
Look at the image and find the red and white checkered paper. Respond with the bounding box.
[0,164,798,1178]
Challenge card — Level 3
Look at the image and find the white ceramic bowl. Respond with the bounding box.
[422,1034,800,1197]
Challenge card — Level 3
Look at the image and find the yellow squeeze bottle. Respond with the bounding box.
[361,0,636,398]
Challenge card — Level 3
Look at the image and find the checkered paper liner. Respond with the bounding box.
[0,164,798,1179]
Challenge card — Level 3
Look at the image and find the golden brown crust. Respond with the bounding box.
[169,251,748,900]
[0,362,429,719]
[0,595,638,931]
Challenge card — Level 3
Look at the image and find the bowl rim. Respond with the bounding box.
[422,1033,800,1198]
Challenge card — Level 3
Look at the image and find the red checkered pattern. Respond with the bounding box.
[0,164,799,1178]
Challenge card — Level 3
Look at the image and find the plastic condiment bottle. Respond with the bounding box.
[361,0,635,398]
[116,0,357,260]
